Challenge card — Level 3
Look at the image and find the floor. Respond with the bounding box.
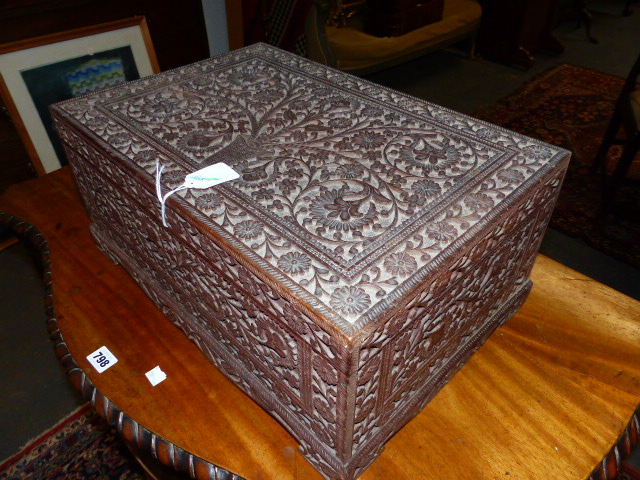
[1,0,639,467]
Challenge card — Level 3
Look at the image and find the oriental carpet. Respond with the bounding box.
[0,404,144,480]
[474,64,640,269]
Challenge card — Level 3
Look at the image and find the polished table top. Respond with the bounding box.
[1,167,639,480]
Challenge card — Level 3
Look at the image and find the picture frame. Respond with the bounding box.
[0,16,160,175]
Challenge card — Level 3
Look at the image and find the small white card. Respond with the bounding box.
[145,366,167,386]
[87,346,118,373]
[183,163,239,189]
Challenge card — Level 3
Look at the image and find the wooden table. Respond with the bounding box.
[1,167,639,480]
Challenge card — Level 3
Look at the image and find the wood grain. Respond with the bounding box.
[1,167,638,480]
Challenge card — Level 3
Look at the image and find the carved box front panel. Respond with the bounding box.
[51,44,570,480]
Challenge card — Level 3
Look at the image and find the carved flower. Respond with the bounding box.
[463,193,494,212]
[162,169,186,188]
[286,167,304,179]
[353,131,387,149]
[310,188,377,232]
[497,168,525,185]
[475,127,499,140]
[400,138,460,173]
[411,180,441,199]
[204,97,225,110]
[313,355,338,385]
[234,220,263,240]
[289,131,306,142]
[283,303,302,325]
[278,252,311,275]
[523,145,552,160]
[195,193,223,211]
[280,178,299,195]
[383,252,417,277]
[434,112,455,125]
[426,221,457,243]
[336,163,365,179]
[330,286,371,315]
[133,150,158,167]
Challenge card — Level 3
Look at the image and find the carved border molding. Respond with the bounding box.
[588,406,640,480]
[0,211,245,480]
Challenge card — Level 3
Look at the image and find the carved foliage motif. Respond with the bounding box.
[52,43,570,480]
[350,168,565,452]
[63,122,564,479]
[56,43,566,328]
[63,138,345,457]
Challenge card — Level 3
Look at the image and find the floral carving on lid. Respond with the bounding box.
[60,44,566,330]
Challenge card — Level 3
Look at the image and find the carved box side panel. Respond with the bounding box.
[347,165,567,468]
[54,107,569,480]
[56,122,360,479]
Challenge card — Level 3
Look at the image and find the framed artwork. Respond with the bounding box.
[0,17,160,175]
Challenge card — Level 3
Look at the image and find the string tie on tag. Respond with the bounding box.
[155,161,240,228]
[155,161,188,227]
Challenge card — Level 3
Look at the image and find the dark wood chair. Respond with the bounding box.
[305,0,482,75]
[592,50,640,212]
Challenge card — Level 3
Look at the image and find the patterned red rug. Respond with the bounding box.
[474,64,640,270]
[0,404,144,480]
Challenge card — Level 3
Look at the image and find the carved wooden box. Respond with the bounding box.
[51,44,569,480]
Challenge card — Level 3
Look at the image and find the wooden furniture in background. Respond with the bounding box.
[0,166,638,479]
[363,0,445,37]
[476,0,564,69]
[306,0,481,75]
[562,0,598,44]
[592,49,640,214]
[225,0,245,51]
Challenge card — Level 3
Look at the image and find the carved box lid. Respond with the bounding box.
[53,44,569,334]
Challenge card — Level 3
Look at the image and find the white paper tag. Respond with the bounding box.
[155,162,239,227]
[87,346,118,373]
[183,163,240,189]
[145,366,167,386]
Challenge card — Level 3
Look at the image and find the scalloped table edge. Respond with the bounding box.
[0,211,245,480]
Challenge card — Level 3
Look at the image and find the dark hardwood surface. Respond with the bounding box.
[0,167,639,479]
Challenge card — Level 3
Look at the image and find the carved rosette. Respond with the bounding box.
[51,43,570,480]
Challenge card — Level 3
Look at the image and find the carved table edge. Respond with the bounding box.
[0,211,246,480]
[588,404,640,480]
